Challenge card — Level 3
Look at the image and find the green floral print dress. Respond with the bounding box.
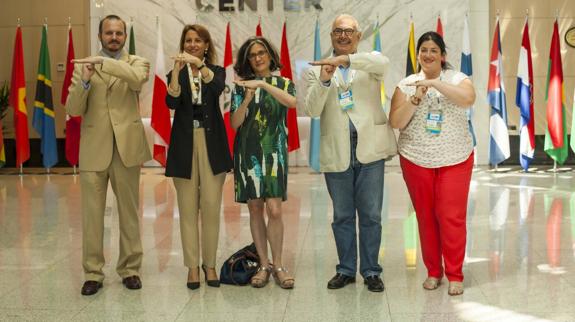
[231,76,295,203]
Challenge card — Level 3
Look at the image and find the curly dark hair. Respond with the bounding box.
[234,37,282,79]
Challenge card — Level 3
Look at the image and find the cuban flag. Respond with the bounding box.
[515,18,535,171]
[487,18,510,166]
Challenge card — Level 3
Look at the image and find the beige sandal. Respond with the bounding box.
[251,265,272,288]
[448,281,464,296]
[273,266,295,289]
[422,277,441,290]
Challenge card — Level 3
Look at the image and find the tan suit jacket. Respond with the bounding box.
[65,50,151,171]
[303,52,395,172]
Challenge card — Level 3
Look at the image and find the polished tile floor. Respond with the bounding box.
[0,166,575,321]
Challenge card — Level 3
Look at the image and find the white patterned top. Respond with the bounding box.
[397,69,474,168]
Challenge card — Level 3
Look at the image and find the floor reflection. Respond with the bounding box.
[0,167,574,321]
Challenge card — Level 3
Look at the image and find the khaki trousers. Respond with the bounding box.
[173,128,226,269]
[81,145,143,282]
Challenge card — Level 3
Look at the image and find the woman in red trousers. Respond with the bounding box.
[389,31,476,296]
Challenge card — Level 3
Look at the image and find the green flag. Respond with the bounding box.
[129,24,136,55]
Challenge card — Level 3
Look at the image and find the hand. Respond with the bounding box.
[72,56,104,65]
[171,52,202,68]
[80,63,95,82]
[234,79,264,90]
[244,88,255,102]
[172,56,185,74]
[309,55,348,68]
[406,81,430,99]
[319,64,336,83]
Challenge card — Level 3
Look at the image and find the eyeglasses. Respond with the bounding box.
[332,28,356,37]
[247,50,268,61]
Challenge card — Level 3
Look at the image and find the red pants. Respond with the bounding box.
[400,153,473,282]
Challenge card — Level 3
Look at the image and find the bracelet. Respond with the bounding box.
[410,95,421,106]
[197,64,205,70]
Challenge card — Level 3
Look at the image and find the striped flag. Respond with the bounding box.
[61,24,81,167]
[32,24,58,168]
[487,18,510,166]
[461,14,476,147]
[406,21,416,76]
[150,18,171,167]
[220,22,236,157]
[10,25,30,168]
[128,23,136,55]
[436,15,443,37]
[515,18,535,171]
[279,21,300,152]
[544,20,567,164]
[308,18,321,172]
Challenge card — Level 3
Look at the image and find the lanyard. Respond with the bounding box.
[333,69,356,91]
[188,64,202,104]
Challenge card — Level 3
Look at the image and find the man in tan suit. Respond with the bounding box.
[303,14,395,292]
[65,14,151,296]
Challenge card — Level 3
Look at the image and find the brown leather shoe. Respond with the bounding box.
[122,276,142,290]
[81,280,103,296]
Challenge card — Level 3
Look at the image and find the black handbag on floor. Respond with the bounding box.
[219,243,260,285]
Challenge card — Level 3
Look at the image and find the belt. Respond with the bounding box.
[193,119,203,128]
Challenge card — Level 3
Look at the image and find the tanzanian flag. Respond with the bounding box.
[32,24,58,168]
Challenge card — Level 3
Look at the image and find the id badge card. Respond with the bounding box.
[426,109,443,134]
[338,89,354,111]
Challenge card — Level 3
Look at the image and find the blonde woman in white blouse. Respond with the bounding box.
[389,31,476,296]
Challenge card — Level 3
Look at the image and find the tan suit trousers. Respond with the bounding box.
[173,128,226,269]
[81,144,143,282]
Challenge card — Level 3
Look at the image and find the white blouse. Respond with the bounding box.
[396,69,474,168]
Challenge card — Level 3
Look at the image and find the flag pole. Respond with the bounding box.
[553,161,557,172]
[73,165,77,175]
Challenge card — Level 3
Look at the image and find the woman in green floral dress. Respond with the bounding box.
[231,37,297,289]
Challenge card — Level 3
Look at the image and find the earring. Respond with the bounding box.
[204,49,208,55]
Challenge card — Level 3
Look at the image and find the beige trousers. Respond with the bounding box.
[81,145,143,282]
[173,128,226,269]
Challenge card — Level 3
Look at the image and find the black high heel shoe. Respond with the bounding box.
[187,267,200,290]
[202,265,220,288]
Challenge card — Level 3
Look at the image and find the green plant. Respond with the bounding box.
[0,82,9,121]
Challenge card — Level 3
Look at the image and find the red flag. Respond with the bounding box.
[151,19,172,167]
[10,26,30,167]
[221,22,236,157]
[436,15,444,37]
[546,20,564,148]
[256,18,262,36]
[62,25,82,166]
[279,21,300,152]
